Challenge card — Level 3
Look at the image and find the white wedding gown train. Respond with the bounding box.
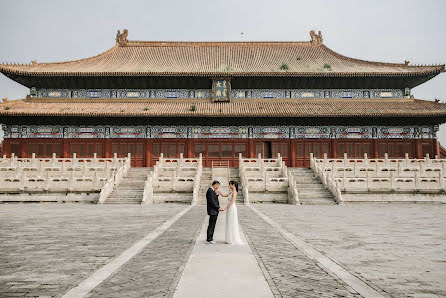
[225,192,244,245]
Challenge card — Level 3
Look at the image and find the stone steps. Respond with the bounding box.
[289,168,336,205]
[104,167,150,204]
[197,167,244,205]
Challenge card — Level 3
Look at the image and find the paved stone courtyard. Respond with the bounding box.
[253,204,446,298]
[0,203,445,297]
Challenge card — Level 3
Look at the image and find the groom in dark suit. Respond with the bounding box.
[206,180,223,244]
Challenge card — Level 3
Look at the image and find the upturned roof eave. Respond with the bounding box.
[0,66,444,78]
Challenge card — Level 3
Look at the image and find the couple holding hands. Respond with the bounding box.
[206,180,243,245]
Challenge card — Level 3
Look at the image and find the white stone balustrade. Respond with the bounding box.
[0,153,130,200]
[310,153,446,199]
[0,153,123,178]
[287,169,300,205]
[239,153,291,204]
[142,153,202,204]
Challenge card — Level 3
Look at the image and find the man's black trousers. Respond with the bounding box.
[206,214,218,242]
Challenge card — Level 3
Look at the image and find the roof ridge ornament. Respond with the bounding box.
[310,30,323,45]
[116,29,129,45]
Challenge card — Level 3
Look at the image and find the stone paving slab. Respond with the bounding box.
[173,210,274,298]
[254,204,446,297]
[239,206,358,298]
[88,206,205,298]
[0,204,185,297]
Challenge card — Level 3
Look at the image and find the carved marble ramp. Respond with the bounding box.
[173,212,274,298]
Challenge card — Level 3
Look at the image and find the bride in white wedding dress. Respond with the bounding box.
[218,181,244,245]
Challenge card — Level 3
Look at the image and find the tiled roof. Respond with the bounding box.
[1,98,446,118]
[0,31,444,77]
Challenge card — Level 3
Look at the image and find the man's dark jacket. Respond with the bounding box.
[206,187,220,216]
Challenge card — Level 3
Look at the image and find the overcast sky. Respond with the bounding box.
[1,0,445,144]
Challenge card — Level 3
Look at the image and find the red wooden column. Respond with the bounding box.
[415,139,422,158]
[145,139,152,167]
[331,139,337,158]
[433,138,440,158]
[3,139,10,157]
[248,139,255,158]
[373,139,379,158]
[290,139,296,167]
[20,139,26,158]
[104,139,111,158]
[187,139,194,158]
[62,139,69,157]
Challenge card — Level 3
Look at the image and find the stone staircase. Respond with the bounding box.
[289,168,336,205]
[222,168,244,204]
[197,168,213,205]
[197,167,244,205]
[104,167,151,204]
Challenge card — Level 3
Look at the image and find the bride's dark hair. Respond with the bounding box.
[229,180,239,192]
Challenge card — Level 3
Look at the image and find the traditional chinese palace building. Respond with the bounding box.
[0,30,445,167]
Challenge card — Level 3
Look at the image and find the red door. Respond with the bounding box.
[193,140,248,167]
[254,141,290,165]
[337,141,372,158]
[295,140,330,167]
[151,141,185,165]
[111,141,145,167]
[377,141,414,158]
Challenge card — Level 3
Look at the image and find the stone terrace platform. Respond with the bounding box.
[0,203,445,297]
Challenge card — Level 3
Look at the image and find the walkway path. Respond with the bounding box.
[173,210,274,298]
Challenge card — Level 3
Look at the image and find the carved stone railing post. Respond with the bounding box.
[69,171,74,191]
[159,153,164,167]
[93,171,98,189]
[390,172,395,191]
[112,153,117,167]
[44,171,50,191]
[19,176,25,191]
[439,170,445,192]
[287,169,299,205]
[73,153,78,167]
[93,153,98,167]
[191,154,202,206]
[142,175,154,205]
[51,153,57,167]
[82,160,87,177]
[414,172,419,191]
[31,153,36,167]
[366,171,370,190]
